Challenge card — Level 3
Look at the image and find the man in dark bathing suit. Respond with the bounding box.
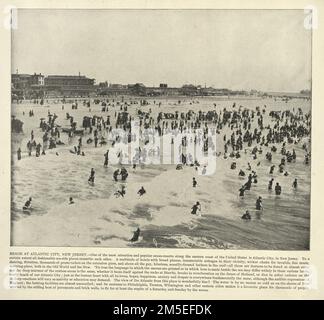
[23,197,32,211]
[191,201,201,215]
[292,178,298,189]
[104,150,109,167]
[137,186,146,196]
[275,182,282,195]
[88,168,95,184]
[130,228,141,242]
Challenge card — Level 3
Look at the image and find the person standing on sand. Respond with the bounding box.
[27,141,32,156]
[192,177,197,188]
[104,150,109,167]
[88,168,95,184]
[36,143,41,157]
[17,147,21,160]
[292,178,298,189]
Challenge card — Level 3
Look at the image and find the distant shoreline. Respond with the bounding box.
[12,94,310,104]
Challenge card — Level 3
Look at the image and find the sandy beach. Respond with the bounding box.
[11,96,311,250]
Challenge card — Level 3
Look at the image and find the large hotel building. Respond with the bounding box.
[44,75,95,97]
[12,73,96,99]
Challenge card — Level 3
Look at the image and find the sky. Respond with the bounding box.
[12,9,312,92]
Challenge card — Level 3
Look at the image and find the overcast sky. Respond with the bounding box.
[12,9,312,92]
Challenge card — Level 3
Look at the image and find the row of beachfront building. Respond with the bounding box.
[11,72,251,100]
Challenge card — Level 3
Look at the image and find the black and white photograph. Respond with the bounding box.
[10,9,311,250]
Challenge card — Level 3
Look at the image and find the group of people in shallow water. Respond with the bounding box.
[18,96,311,242]
[229,106,310,221]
